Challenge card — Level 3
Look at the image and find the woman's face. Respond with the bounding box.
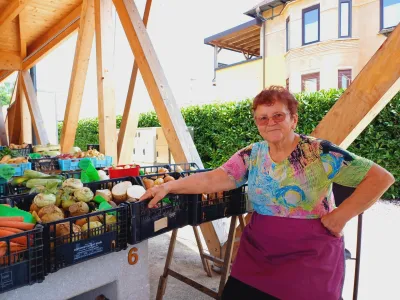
[254,101,298,144]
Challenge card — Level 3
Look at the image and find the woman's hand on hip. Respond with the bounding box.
[139,184,170,208]
[321,209,349,238]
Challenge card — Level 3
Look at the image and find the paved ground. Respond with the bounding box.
[149,201,400,300]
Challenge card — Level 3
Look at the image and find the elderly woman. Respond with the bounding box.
[140,86,395,300]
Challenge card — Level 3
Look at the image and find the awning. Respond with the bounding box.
[204,19,262,57]
[244,0,294,18]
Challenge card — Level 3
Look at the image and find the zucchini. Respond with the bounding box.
[26,178,62,188]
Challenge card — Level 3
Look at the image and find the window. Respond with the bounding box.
[339,0,352,37]
[286,17,290,51]
[301,72,320,92]
[381,0,400,29]
[302,4,320,45]
[338,69,352,89]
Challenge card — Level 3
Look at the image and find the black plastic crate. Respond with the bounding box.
[3,194,128,275]
[84,175,139,192]
[87,144,100,151]
[9,144,33,157]
[30,157,59,172]
[129,172,189,244]
[0,179,7,197]
[168,163,200,172]
[140,164,170,175]
[7,184,30,196]
[0,224,44,294]
[182,170,248,226]
[62,169,109,179]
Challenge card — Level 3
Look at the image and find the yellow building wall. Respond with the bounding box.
[261,0,388,93]
[214,0,391,99]
[215,58,263,102]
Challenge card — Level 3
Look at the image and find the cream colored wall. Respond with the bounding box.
[260,0,387,93]
[215,58,263,101]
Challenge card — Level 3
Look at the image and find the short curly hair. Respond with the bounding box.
[252,86,298,115]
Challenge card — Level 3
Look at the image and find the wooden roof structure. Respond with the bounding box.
[204,19,262,57]
[0,0,399,275]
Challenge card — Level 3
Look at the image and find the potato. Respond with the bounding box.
[164,176,175,182]
[154,178,164,185]
[142,178,154,190]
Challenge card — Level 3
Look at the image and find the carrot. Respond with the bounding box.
[0,221,34,230]
[0,230,28,246]
[0,242,27,265]
[0,217,24,222]
[0,227,24,233]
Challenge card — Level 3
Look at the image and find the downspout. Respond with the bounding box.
[255,7,267,88]
[212,45,218,86]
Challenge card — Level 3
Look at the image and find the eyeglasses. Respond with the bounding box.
[254,112,289,126]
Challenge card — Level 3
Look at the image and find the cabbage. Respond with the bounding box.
[74,187,94,202]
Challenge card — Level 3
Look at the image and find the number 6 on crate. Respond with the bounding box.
[128,247,139,265]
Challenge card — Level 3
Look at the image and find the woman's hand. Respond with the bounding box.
[321,209,349,238]
[139,184,170,208]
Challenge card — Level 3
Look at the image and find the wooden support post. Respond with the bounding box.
[95,0,117,163]
[114,0,224,259]
[311,24,400,148]
[117,0,152,164]
[5,76,18,144]
[18,12,32,144]
[60,0,95,153]
[113,0,202,165]
[9,87,21,144]
[20,71,49,144]
[0,105,7,146]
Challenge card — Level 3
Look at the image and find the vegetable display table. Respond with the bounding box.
[0,242,149,300]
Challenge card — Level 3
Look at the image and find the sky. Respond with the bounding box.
[21,0,262,120]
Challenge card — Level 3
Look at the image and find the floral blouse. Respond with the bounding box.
[221,135,373,219]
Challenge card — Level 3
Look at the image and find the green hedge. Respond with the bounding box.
[58,89,399,199]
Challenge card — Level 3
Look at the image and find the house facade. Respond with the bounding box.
[205,0,399,99]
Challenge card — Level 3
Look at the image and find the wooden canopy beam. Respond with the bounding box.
[0,51,21,70]
[0,71,14,84]
[20,70,49,144]
[22,5,82,70]
[113,0,226,258]
[117,0,152,164]
[60,0,95,153]
[18,12,32,144]
[0,0,31,32]
[311,24,400,148]
[95,0,117,163]
[113,0,202,165]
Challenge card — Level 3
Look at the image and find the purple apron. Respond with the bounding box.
[231,212,345,300]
